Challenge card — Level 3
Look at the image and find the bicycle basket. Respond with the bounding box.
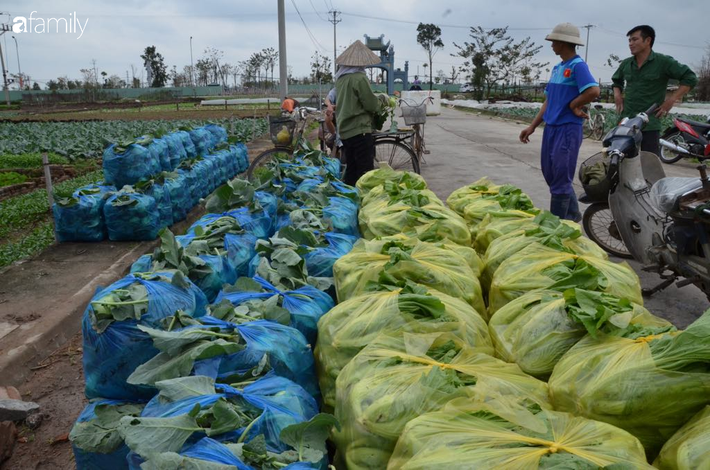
[579,152,612,202]
[401,103,427,125]
[269,116,296,147]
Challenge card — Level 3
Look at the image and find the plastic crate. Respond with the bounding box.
[269,116,296,147]
[401,103,427,126]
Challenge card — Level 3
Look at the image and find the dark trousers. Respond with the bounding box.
[641,130,660,156]
[342,133,374,186]
[541,123,583,221]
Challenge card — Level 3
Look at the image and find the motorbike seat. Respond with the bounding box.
[649,177,703,214]
[679,118,710,131]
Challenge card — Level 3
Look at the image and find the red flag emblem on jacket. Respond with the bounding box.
[563,68,572,78]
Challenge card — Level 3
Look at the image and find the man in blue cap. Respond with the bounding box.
[519,23,600,221]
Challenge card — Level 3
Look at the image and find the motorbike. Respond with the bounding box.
[658,114,710,164]
[580,104,710,298]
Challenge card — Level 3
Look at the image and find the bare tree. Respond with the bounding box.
[696,45,710,101]
[450,65,460,84]
[453,26,548,99]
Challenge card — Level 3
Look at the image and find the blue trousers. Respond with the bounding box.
[541,123,583,220]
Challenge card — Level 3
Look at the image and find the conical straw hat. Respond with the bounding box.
[336,40,381,66]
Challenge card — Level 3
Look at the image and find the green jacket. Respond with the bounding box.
[335,72,381,140]
[611,51,698,131]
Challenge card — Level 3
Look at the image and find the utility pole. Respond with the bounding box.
[12,36,21,89]
[328,10,341,79]
[581,24,594,63]
[190,36,194,86]
[0,23,10,105]
[277,0,288,100]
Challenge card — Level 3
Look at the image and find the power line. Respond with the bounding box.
[290,0,327,52]
[308,0,327,22]
[340,11,552,31]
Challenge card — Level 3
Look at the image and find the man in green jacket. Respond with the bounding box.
[335,40,383,186]
[612,25,698,156]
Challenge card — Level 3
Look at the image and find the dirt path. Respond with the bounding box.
[1,334,84,470]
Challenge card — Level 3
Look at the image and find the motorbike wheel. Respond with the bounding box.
[582,202,633,259]
[582,118,593,139]
[658,130,685,164]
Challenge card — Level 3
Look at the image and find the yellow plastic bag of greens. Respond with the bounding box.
[361,181,443,209]
[333,331,551,470]
[654,405,710,470]
[446,177,502,216]
[359,192,471,246]
[315,281,493,410]
[549,309,710,454]
[461,185,536,228]
[489,289,671,379]
[333,238,485,313]
[472,209,538,252]
[482,212,608,291]
[356,163,427,195]
[488,244,642,315]
[388,400,653,470]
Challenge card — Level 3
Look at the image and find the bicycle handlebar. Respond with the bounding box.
[399,96,434,107]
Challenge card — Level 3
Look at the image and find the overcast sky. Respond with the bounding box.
[1,0,707,88]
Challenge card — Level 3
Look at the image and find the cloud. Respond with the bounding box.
[2,0,707,87]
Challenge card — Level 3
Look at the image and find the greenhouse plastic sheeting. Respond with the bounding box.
[549,309,710,453]
[388,403,652,470]
[215,276,334,345]
[102,143,160,189]
[103,192,161,241]
[82,272,208,400]
[315,284,493,410]
[333,332,550,470]
[333,238,485,315]
[654,405,710,470]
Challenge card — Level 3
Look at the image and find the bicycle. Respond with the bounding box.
[373,129,420,174]
[246,107,321,181]
[582,104,606,141]
[399,96,433,163]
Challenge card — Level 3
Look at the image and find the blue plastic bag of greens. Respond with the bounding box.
[162,133,186,170]
[130,254,152,274]
[215,276,334,344]
[189,128,212,157]
[104,191,161,241]
[177,168,199,207]
[322,196,359,237]
[190,209,273,240]
[103,142,160,189]
[194,159,216,194]
[135,180,173,229]
[161,172,190,223]
[234,143,249,173]
[194,317,319,398]
[144,136,170,173]
[71,399,145,470]
[174,130,196,159]
[204,124,228,145]
[204,154,226,189]
[255,191,278,221]
[304,232,358,277]
[137,374,317,452]
[129,437,322,470]
[177,231,257,278]
[53,184,116,242]
[82,272,208,400]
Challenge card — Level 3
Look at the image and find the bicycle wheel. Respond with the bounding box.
[373,138,420,174]
[246,147,291,181]
[582,202,632,258]
[582,118,594,139]
[592,115,606,141]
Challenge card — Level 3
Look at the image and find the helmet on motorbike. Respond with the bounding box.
[545,23,585,46]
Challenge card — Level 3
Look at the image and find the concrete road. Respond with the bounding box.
[420,106,708,328]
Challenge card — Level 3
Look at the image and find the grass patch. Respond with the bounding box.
[0,169,104,268]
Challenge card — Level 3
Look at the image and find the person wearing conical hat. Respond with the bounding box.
[335,40,385,186]
[519,23,600,221]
